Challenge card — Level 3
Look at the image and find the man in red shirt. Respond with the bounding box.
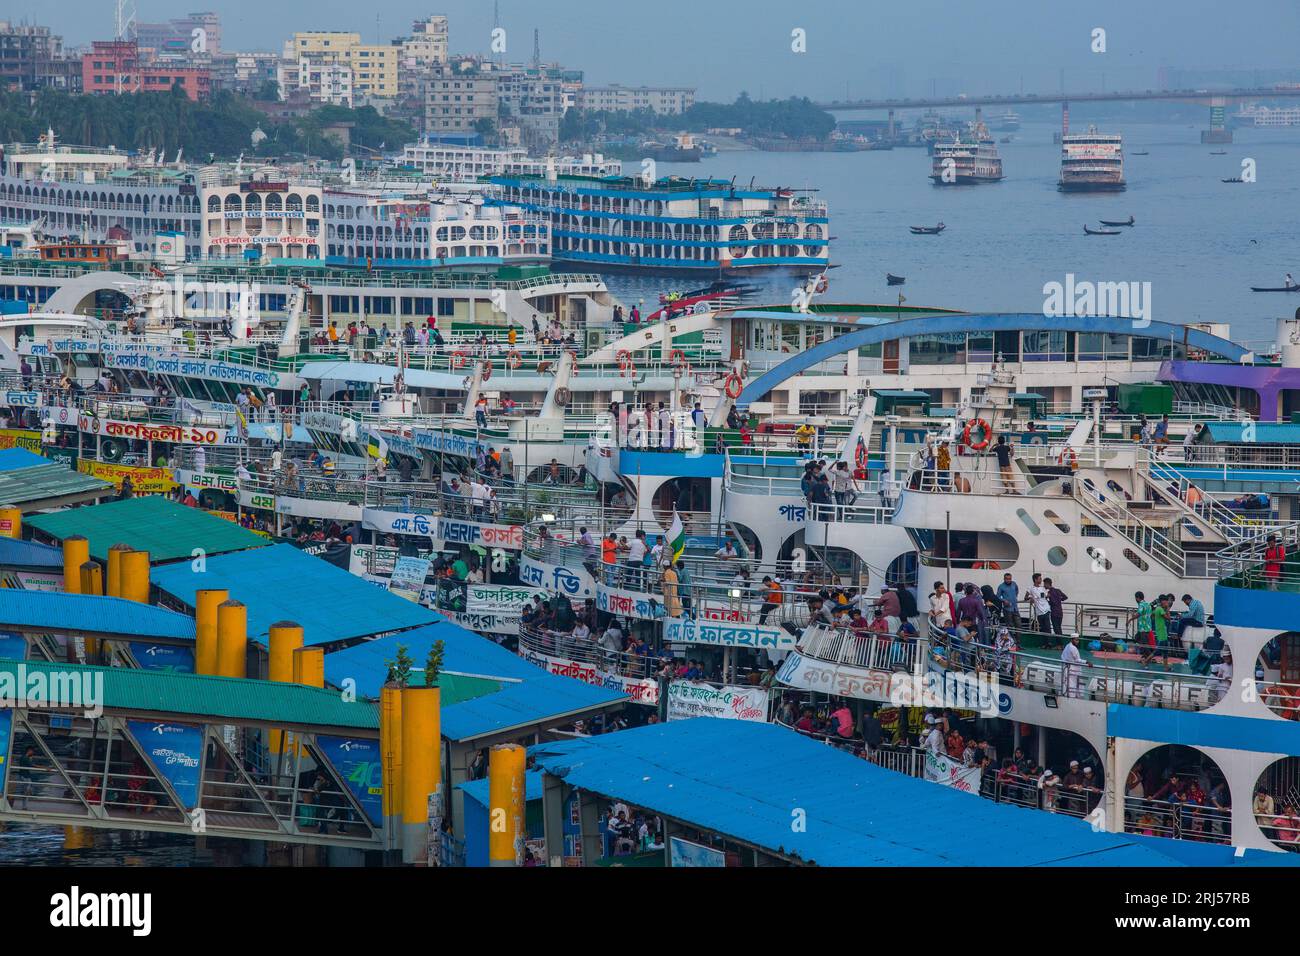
[1264,534,1286,590]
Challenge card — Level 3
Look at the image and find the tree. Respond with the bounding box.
[385,644,414,688]
[424,640,445,687]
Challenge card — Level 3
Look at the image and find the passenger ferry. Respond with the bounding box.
[1058,127,1126,192]
[489,173,829,274]
[930,139,1004,184]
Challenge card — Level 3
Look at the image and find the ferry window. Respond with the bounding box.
[402,297,434,315]
[1015,508,1041,535]
[1077,332,1129,361]
[780,323,801,352]
[967,332,994,362]
[1085,546,1112,571]
[1131,337,1184,361]
[909,332,965,365]
[1047,547,1068,566]
[993,330,1019,362]
[437,297,456,317]
[1122,548,1149,572]
[1043,510,1070,533]
[856,342,883,359]
[1022,330,1068,362]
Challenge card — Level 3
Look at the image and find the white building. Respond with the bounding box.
[575,84,695,115]
[278,57,354,107]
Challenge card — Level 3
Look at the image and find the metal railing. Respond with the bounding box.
[1215,523,1300,589]
[1124,794,1232,844]
[517,623,659,680]
[797,623,922,673]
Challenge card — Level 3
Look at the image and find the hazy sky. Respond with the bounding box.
[17,0,1300,101]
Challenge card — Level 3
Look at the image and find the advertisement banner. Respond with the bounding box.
[520,648,658,705]
[79,415,237,446]
[0,428,41,452]
[662,617,795,650]
[78,459,177,495]
[923,750,983,794]
[774,652,899,702]
[127,720,204,809]
[389,556,432,602]
[666,681,768,722]
[128,643,195,673]
[316,735,383,825]
[669,836,725,868]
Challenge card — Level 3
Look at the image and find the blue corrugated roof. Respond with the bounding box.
[530,720,1181,867]
[0,589,195,640]
[0,448,50,472]
[458,769,545,809]
[150,542,437,647]
[1107,703,1300,758]
[1204,422,1300,445]
[0,537,64,569]
[323,618,626,742]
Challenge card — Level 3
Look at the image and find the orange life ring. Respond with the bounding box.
[616,349,633,371]
[506,349,522,370]
[854,441,868,469]
[480,361,492,382]
[669,348,687,368]
[450,350,468,370]
[724,373,743,400]
[1058,446,1078,470]
[971,560,1002,570]
[962,418,992,451]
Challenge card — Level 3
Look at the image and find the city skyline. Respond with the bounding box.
[10,0,1300,102]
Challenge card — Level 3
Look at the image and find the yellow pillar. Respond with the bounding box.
[488,743,527,867]
[194,589,228,676]
[79,561,103,597]
[119,549,151,604]
[62,535,89,594]
[400,684,442,864]
[106,543,131,598]
[292,647,324,688]
[268,621,304,753]
[0,505,21,539]
[215,599,247,679]
[380,683,404,847]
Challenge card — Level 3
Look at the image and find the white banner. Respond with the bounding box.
[923,750,983,794]
[665,681,768,722]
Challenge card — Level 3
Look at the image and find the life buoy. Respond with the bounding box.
[480,361,492,382]
[669,348,687,369]
[854,440,868,469]
[450,350,468,370]
[506,349,522,370]
[971,560,1002,570]
[568,349,579,377]
[616,349,633,371]
[724,373,743,400]
[962,418,992,451]
[1058,446,1078,470]
[554,386,571,407]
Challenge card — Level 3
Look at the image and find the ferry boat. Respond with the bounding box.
[1058,127,1126,192]
[997,111,1022,132]
[929,139,1004,185]
[489,173,829,275]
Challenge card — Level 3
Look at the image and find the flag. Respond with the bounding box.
[367,434,382,459]
[667,510,686,563]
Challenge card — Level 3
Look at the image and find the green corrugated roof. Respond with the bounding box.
[0,658,378,731]
[27,496,270,563]
[0,459,111,507]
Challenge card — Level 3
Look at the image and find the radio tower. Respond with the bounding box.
[114,0,136,41]
[533,28,540,69]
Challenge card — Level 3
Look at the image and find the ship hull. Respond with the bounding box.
[1057,180,1127,192]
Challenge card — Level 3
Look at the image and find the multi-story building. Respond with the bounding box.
[0,21,64,91]
[424,61,499,140]
[284,31,397,100]
[394,15,449,107]
[278,57,353,107]
[81,40,212,101]
[209,51,282,94]
[495,64,566,147]
[134,11,222,57]
[575,84,696,115]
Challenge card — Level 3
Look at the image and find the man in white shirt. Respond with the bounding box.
[716,540,737,560]
[470,479,490,517]
[626,531,648,589]
[928,582,952,628]
[1060,634,1083,698]
[1024,573,1052,638]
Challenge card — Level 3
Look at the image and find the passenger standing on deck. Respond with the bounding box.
[1264,534,1286,590]
[956,584,988,642]
[758,575,783,624]
[1044,578,1068,636]
[1061,634,1083,698]
[1025,573,1052,639]
[995,573,1019,629]
[994,435,1017,493]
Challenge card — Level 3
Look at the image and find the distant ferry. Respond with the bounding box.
[930,139,1004,184]
[1058,126,1126,192]
[996,110,1021,131]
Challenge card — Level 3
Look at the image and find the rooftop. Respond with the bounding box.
[0,449,111,508]
[27,496,269,563]
[530,720,1181,867]
[150,542,438,647]
[0,589,195,640]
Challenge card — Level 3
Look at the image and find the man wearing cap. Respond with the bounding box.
[1061,633,1084,698]
[1063,761,1086,789]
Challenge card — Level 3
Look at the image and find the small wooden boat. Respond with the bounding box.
[1250,285,1300,292]
[886,273,905,285]
[1222,177,1243,183]
[1084,225,1121,235]
[1099,216,1135,227]
[909,222,945,235]
[1210,150,1227,155]
[1131,151,1150,156]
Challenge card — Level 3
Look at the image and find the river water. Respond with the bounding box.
[602,120,1300,351]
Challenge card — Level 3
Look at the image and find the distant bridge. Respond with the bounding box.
[817,87,1300,112]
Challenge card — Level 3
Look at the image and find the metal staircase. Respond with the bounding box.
[1143,454,1279,544]
[1072,479,1187,576]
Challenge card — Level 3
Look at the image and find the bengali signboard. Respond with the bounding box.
[436,583,545,635]
[775,652,900,702]
[78,460,177,495]
[79,415,237,446]
[669,836,726,868]
[104,353,282,389]
[0,428,41,452]
[923,750,983,794]
[388,556,432,602]
[3,390,40,408]
[661,617,795,650]
[595,585,663,621]
[665,681,768,723]
[520,648,658,705]
[126,720,204,810]
[519,554,595,599]
[436,517,523,551]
